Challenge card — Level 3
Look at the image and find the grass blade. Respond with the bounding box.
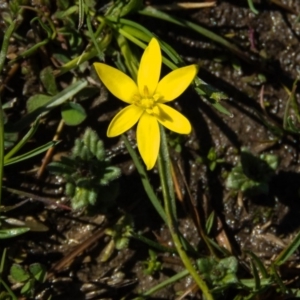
[122,135,167,223]
[139,6,251,63]
[246,251,268,279]
[274,230,300,266]
[4,141,60,166]
[10,80,88,131]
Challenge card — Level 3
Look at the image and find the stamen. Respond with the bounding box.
[143,85,149,97]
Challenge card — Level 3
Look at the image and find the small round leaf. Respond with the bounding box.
[61,102,87,126]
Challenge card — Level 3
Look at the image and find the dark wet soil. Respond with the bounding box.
[2,1,300,299]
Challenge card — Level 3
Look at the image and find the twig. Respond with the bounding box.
[3,186,71,210]
[47,224,107,278]
[37,119,64,179]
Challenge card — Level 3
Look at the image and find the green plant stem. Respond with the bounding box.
[4,118,40,161]
[0,278,17,300]
[122,135,167,223]
[130,231,175,253]
[247,0,259,14]
[0,100,4,209]
[0,21,15,74]
[158,126,213,300]
[140,269,189,297]
[86,12,104,60]
[54,31,111,77]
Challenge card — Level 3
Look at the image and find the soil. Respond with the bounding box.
[2,1,300,299]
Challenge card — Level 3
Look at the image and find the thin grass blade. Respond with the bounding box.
[4,141,60,166]
[274,230,300,266]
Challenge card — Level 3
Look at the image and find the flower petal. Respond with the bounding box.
[137,113,160,170]
[156,65,198,102]
[94,63,138,104]
[138,38,161,97]
[155,104,191,134]
[107,105,143,137]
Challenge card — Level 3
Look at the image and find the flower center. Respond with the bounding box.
[133,86,161,115]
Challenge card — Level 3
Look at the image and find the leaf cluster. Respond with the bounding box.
[48,128,121,210]
[226,148,279,196]
[9,263,46,298]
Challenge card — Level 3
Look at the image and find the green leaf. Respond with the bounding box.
[122,135,167,223]
[196,257,216,275]
[274,229,300,266]
[0,227,29,239]
[74,87,99,102]
[47,161,75,175]
[226,148,279,196]
[226,165,247,190]
[205,211,215,234]
[245,251,268,279]
[4,132,18,149]
[260,153,279,171]
[196,256,238,286]
[61,102,87,126]
[24,219,49,232]
[10,264,30,282]
[11,80,88,131]
[250,259,260,291]
[54,5,78,19]
[241,277,272,288]
[40,66,58,96]
[26,94,52,113]
[211,101,232,116]
[4,141,60,166]
[56,0,70,10]
[0,291,12,300]
[4,118,40,162]
[218,256,238,274]
[138,6,248,64]
[20,279,34,296]
[271,265,287,294]
[29,263,47,282]
[81,128,105,160]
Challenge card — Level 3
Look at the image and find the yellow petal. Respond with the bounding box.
[137,113,160,170]
[138,38,161,97]
[155,103,191,134]
[156,65,198,102]
[94,63,138,104]
[107,105,143,137]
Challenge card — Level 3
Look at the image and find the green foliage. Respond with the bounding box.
[48,128,121,210]
[105,0,143,18]
[61,102,87,126]
[142,250,162,276]
[9,263,46,298]
[226,148,279,196]
[196,256,238,287]
[207,147,225,171]
[39,66,58,96]
[167,132,184,153]
[0,227,30,239]
[100,215,133,262]
[0,292,11,300]
[105,214,133,250]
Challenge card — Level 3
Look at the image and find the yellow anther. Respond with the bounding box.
[143,85,149,97]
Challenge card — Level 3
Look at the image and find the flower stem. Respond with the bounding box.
[157,126,213,300]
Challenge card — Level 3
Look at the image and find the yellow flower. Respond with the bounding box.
[93,38,198,170]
